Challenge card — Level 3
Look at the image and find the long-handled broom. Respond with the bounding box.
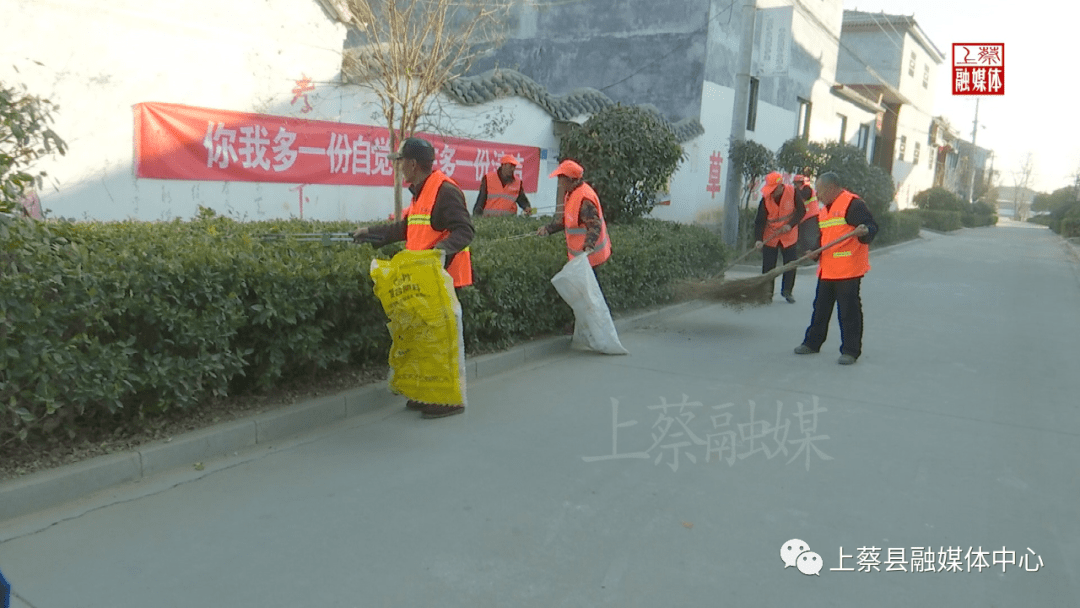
[681,228,861,309]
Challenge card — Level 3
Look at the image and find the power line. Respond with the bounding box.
[866,11,908,54]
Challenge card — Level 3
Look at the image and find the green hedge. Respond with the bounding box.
[1027,215,1062,234]
[874,210,922,247]
[915,210,963,232]
[1061,218,1080,237]
[0,214,726,445]
[962,213,998,228]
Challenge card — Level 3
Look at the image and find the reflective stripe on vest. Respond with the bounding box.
[764,184,799,248]
[481,171,522,216]
[803,187,819,217]
[562,182,611,267]
[816,190,870,280]
[404,170,474,287]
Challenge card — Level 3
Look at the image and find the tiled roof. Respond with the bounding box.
[443,69,705,143]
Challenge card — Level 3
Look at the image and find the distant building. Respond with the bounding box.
[837,11,948,209]
[995,186,1039,221]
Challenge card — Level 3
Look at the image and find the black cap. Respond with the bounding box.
[387,137,435,163]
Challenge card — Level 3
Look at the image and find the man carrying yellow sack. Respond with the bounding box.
[353,137,474,419]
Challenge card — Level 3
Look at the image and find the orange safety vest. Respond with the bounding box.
[816,190,870,280]
[800,185,819,218]
[563,182,611,267]
[764,184,799,248]
[405,170,473,287]
[481,171,522,216]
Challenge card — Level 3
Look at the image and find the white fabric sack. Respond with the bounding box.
[550,255,628,355]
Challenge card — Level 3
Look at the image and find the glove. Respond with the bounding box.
[352,227,381,245]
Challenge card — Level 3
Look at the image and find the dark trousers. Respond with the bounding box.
[797,219,820,256]
[762,243,797,296]
[802,277,864,358]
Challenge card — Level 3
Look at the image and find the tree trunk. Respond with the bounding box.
[389,123,403,220]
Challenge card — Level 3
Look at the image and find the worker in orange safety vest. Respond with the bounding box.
[351,137,474,417]
[536,159,611,267]
[793,171,878,365]
[473,154,533,217]
[754,171,806,303]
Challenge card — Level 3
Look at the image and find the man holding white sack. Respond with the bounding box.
[538,160,626,354]
[536,159,611,265]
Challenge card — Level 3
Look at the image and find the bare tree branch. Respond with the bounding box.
[340,0,517,216]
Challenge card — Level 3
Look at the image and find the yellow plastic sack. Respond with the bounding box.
[370,249,466,406]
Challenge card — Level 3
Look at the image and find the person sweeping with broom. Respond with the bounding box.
[793,172,878,365]
[754,172,806,303]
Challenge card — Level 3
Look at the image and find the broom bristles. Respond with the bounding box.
[674,257,815,310]
[674,274,775,310]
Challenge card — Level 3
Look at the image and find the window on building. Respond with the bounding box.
[898,135,907,161]
[928,123,937,145]
[929,145,936,168]
[837,114,848,143]
[747,77,759,131]
[797,97,812,140]
[923,64,930,88]
[857,124,871,152]
[913,142,921,164]
[909,52,916,77]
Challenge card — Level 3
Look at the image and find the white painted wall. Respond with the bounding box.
[653,81,735,225]
[898,32,941,116]
[893,104,936,209]
[1,0,900,226]
[2,0,350,221]
[1,0,561,223]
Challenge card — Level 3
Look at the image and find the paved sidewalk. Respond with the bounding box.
[2,223,1077,607]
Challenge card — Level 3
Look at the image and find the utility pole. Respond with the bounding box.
[722,0,757,247]
[967,98,980,204]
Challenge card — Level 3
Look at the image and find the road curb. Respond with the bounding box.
[0,295,712,524]
[3,231,934,523]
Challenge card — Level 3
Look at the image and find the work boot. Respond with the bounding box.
[421,404,464,419]
[782,291,796,304]
[838,354,857,365]
[794,344,818,355]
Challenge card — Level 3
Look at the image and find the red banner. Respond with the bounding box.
[133,102,540,192]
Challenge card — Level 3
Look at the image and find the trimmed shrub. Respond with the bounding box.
[962,213,997,228]
[818,142,895,216]
[916,210,963,232]
[874,209,921,247]
[0,214,727,446]
[914,186,967,213]
[1061,218,1080,237]
[1027,215,1058,231]
[558,105,684,224]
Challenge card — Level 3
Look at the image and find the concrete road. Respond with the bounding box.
[2,221,1078,607]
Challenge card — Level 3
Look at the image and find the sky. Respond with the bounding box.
[841,0,1079,193]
